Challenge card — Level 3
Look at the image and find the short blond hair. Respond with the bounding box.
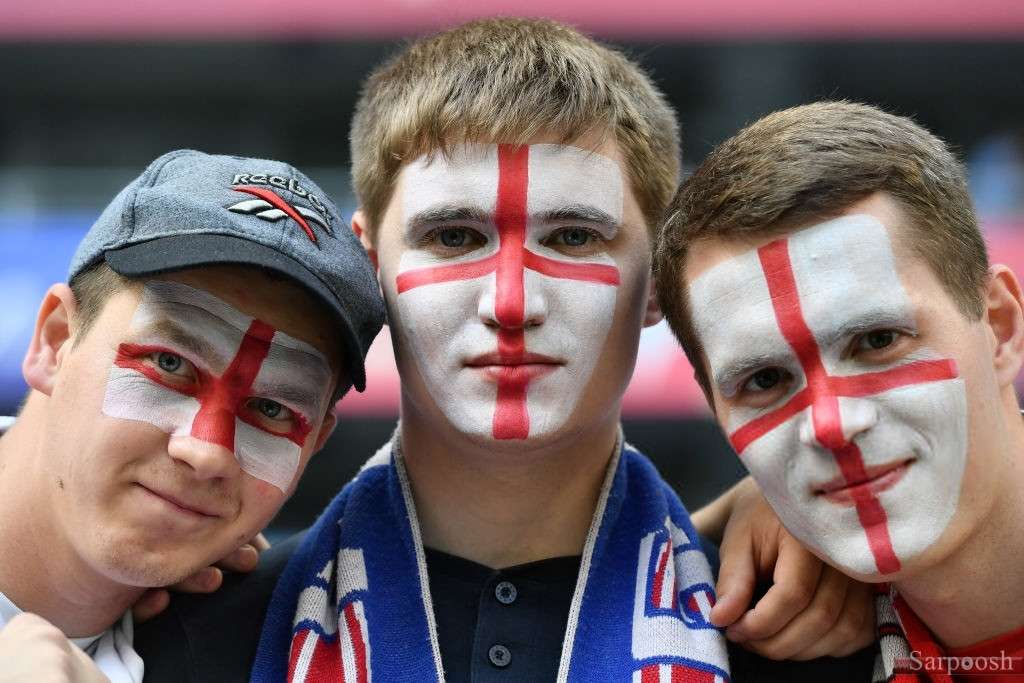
[350,17,680,237]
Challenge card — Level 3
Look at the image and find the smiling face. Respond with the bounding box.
[371,139,654,445]
[42,266,339,587]
[685,194,1004,579]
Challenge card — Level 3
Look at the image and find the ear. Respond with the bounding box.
[312,410,338,454]
[22,284,79,396]
[351,210,379,272]
[985,264,1024,387]
[642,275,664,328]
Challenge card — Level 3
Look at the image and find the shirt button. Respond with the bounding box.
[494,580,518,605]
[488,644,512,668]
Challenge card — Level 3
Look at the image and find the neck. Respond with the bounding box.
[895,406,1024,648]
[0,399,141,636]
[399,403,619,569]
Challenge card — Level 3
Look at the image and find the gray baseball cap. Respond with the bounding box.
[69,149,384,395]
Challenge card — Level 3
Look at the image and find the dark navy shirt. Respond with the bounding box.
[425,548,581,683]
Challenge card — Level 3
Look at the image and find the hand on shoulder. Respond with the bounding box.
[0,613,109,682]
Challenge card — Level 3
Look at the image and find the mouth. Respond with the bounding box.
[464,352,564,381]
[812,458,914,505]
[136,483,222,519]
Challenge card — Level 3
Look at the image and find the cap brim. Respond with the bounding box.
[104,234,367,395]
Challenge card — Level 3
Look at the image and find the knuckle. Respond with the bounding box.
[810,598,843,629]
[781,582,814,607]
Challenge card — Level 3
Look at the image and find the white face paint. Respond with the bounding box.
[102,280,333,492]
[392,143,625,440]
[689,215,967,576]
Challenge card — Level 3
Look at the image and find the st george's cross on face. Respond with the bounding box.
[689,215,967,576]
[391,143,631,442]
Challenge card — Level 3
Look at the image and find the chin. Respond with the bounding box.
[88,529,211,588]
[97,547,197,588]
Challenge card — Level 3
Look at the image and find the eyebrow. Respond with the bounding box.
[136,319,222,363]
[407,206,490,227]
[538,205,618,227]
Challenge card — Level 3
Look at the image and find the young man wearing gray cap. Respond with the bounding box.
[0,149,383,681]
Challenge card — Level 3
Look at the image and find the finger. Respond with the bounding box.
[213,544,260,573]
[710,523,756,627]
[789,578,875,660]
[741,565,849,660]
[727,533,822,642]
[70,636,112,682]
[250,532,271,552]
[168,566,223,594]
[131,589,171,623]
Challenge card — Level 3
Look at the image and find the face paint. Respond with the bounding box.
[102,280,332,492]
[689,215,967,576]
[392,143,624,441]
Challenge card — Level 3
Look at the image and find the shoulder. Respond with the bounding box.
[136,531,306,682]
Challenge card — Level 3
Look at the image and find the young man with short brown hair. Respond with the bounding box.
[655,101,1024,680]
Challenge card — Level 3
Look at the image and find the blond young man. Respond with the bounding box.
[138,21,871,682]
[654,101,1024,681]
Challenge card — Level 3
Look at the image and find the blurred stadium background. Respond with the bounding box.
[3,0,1023,537]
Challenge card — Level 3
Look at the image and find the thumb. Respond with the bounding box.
[70,638,112,683]
[710,531,756,628]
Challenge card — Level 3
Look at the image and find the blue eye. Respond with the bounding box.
[247,398,294,423]
[560,228,590,246]
[256,399,282,418]
[440,229,467,248]
[157,352,183,373]
[860,330,897,351]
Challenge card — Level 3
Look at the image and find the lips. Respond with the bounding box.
[465,351,564,367]
[464,351,564,382]
[137,483,224,518]
[813,459,914,505]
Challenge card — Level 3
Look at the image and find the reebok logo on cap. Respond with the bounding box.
[227,173,334,245]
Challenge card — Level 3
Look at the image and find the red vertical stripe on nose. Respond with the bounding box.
[492,145,531,439]
[493,144,529,328]
[190,320,274,451]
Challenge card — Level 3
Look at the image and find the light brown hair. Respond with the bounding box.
[69,262,132,344]
[350,17,680,237]
[653,100,988,397]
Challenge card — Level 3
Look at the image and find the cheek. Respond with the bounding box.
[239,479,288,527]
[393,278,484,358]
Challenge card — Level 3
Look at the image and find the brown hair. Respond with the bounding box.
[349,17,680,237]
[653,100,988,397]
[69,262,132,344]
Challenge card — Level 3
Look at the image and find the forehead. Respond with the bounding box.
[688,215,914,380]
[398,143,624,220]
[151,268,340,370]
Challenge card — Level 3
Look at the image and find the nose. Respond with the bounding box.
[167,434,241,480]
[798,397,879,450]
[478,270,548,329]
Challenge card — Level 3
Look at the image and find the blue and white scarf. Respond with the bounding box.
[252,432,730,682]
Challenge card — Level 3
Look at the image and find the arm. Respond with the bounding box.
[695,476,875,660]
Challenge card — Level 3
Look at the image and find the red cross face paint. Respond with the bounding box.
[101,281,333,492]
[392,143,625,441]
[689,215,967,577]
